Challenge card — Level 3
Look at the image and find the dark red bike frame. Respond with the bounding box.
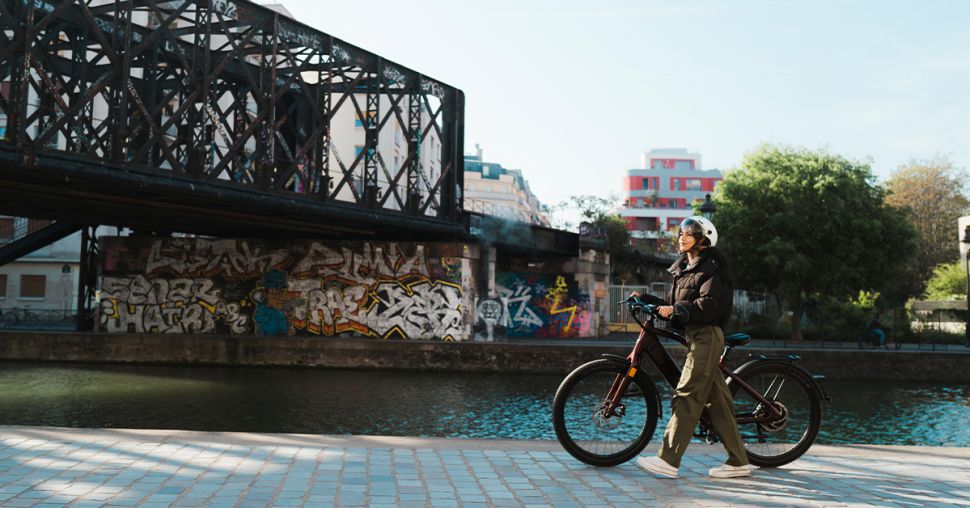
[602,306,783,426]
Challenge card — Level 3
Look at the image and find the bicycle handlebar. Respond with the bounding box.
[625,293,662,319]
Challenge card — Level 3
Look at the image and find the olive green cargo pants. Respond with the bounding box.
[658,325,749,468]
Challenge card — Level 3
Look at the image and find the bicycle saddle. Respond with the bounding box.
[724,333,751,346]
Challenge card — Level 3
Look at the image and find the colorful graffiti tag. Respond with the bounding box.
[495,272,592,338]
[99,238,467,340]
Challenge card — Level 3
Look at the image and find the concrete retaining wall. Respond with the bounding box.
[0,331,968,381]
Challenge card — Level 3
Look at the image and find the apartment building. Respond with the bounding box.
[463,145,549,226]
[618,148,722,255]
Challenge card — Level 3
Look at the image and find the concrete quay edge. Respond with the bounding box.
[0,331,969,381]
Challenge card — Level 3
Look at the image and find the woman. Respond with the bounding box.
[638,216,754,479]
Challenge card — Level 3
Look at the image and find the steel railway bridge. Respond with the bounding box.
[0,0,583,330]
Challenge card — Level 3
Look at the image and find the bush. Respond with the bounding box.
[801,292,874,342]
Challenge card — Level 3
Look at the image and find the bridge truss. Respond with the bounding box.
[0,0,465,238]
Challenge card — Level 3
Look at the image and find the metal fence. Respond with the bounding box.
[0,308,77,330]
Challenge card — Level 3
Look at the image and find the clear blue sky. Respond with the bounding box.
[280,0,970,208]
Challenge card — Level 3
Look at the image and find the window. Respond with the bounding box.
[672,178,681,191]
[20,274,46,298]
[62,264,71,274]
[354,111,376,128]
[0,274,6,298]
[686,178,702,191]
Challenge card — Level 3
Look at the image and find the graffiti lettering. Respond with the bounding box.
[146,239,290,279]
[500,285,544,329]
[100,276,247,334]
[367,280,462,340]
[496,272,591,338]
[292,242,429,284]
[101,240,465,339]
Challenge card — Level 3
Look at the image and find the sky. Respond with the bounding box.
[277,0,970,208]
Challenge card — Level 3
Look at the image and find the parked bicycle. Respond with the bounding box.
[0,307,40,328]
[553,293,829,468]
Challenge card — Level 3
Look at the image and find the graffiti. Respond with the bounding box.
[277,18,324,51]
[420,78,446,99]
[367,280,462,340]
[211,0,238,19]
[440,257,461,281]
[502,285,544,329]
[99,275,248,334]
[292,242,429,285]
[382,65,406,86]
[146,239,290,279]
[496,272,592,338]
[545,275,578,332]
[100,239,465,340]
[475,297,507,342]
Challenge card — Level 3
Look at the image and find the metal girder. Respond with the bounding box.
[0,220,81,267]
[0,0,465,238]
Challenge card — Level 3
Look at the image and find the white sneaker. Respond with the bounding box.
[637,456,678,479]
[709,463,755,478]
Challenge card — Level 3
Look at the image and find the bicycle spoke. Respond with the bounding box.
[555,362,656,465]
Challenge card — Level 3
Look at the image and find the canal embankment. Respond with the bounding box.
[0,331,968,381]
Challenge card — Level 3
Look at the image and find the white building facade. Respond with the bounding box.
[463,145,549,226]
[618,148,723,256]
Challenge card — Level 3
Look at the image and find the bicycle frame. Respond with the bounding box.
[603,307,782,423]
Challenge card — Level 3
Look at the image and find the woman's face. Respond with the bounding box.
[678,230,697,253]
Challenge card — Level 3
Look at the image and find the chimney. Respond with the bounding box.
[475,143,483,161]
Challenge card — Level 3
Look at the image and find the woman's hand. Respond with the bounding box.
[658,306,674,319]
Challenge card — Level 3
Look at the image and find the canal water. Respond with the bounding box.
[0,361,967,446]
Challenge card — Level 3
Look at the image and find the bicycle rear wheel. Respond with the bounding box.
[730,362,822,468]
[552,359,660,467]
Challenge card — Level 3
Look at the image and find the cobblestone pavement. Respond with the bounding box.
[0,426,967,507]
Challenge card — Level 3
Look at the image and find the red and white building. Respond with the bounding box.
[619,148,722,256]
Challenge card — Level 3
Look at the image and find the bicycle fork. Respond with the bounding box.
[602,364,639,418]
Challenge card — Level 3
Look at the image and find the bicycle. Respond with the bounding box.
[552,293,829,468]
[859,326,902,350]
[0,307,40,328]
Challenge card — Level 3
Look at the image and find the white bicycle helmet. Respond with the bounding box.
[679,216,718,247]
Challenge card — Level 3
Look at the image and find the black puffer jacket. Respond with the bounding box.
[643,249,733,328]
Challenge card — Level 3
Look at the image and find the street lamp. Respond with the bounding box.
[699,193,717,221]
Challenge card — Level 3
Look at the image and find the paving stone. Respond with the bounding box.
[0,427,966,507]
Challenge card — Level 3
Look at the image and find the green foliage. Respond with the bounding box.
[850,290,881,310]
[714,145,918,339]
[800,294,872,342]
[885,157,970,294]
[549,193,634,262]
[924,260,969,300]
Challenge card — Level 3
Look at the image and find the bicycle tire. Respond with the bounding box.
[553,359,661,467]
[730,362,822,468]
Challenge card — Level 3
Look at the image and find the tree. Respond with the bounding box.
[924,261,969,301]
[550,194,650,283]
[715,145,917,340]
[884,157,970,294]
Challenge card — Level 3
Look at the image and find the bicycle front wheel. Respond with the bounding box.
[552,359,660,467]
[731,362,822,468]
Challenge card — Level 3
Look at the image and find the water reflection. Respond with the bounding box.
[0,362,966,446]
